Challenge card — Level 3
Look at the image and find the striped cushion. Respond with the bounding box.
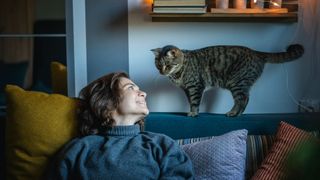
[246,131,320,179]
[176,126,319,180]
[176,136,215,145]
[245,135,275,179]
[251,121,316,180]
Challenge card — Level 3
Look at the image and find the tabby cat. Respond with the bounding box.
[151,44,304,117]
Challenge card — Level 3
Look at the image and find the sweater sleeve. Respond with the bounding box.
[157,136,194,180]
[46,160,69,180]
[46,138,82,180]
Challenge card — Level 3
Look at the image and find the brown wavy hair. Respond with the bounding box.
[77,72,144,136]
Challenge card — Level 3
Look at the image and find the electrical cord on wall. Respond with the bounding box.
[282,64,312,112]
[288,0,320,113]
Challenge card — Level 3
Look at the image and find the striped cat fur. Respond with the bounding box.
[151,44,304,117]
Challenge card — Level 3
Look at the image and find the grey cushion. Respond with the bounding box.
[182,129,248,180]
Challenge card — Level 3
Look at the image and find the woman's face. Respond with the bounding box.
[112,77,149,125]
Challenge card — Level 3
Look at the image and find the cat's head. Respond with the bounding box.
[151,45,184,76]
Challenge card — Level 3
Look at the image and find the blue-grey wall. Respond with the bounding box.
[128,1,316,114]
[86,0,129,83]
[82,0,318,114]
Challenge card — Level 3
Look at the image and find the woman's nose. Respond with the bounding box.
[139,90,147,98]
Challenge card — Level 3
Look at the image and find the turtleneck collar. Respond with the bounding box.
[105,124,140,136]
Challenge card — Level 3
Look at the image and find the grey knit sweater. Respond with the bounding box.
[48,125,194,180]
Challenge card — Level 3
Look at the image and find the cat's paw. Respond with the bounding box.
[187,112,198,117]
[226,110,241,117]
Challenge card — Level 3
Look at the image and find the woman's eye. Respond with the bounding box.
[128,86,134,90]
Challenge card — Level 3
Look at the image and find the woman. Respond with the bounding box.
[48,72,194,179]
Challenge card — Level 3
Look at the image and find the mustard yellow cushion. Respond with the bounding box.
[5,85,78,180]
[51,61,67,95]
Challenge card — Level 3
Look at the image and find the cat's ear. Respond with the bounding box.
[151,48,161,58]
[167,48,181,58]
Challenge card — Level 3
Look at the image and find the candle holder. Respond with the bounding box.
[234,0,247,9]
[251,0,270,9]
[216,0,229,9]
[269,0,282,8]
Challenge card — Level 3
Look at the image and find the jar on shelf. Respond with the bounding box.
[216,0,229,9]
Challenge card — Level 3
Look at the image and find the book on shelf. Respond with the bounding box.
[153,6,207,14]
[153,0,206,7]
[210,8,289,14]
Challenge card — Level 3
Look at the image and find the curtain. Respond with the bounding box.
[0,0,35,88]
[294,0,320,75]
[292,0,320,109]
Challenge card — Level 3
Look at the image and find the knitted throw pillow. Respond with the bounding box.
[5,85,78,180]
[181,129,248,180]
[50,61,67,95]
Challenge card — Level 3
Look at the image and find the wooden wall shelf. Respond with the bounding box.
[150,12,298,23]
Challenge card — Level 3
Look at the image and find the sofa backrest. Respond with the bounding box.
[144,112,320,139]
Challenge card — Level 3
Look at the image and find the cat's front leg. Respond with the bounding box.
[187,107,199,117]
[183,87,204,117]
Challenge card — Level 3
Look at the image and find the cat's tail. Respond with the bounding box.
[260,44,304,63]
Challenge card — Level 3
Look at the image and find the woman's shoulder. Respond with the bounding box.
[60,135,105,154]
[141,131,169,138]
[69,134,104,144]
[141,131,176,144]
[139,131,185,155]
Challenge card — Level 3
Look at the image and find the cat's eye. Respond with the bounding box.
[166,65,172,69]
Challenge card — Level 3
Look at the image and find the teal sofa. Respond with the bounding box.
[1,112,320,179]
[145,112,320,179]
